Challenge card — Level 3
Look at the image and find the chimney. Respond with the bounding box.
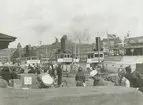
[61,35,67,53]
[96,37,101,51]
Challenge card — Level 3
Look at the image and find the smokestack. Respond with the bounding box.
[96,37,101,51]
[61,35,67,53]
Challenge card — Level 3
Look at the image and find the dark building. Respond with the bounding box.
[124,36,143,55]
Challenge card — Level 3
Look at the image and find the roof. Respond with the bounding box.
[125,36,143,39]
[0,33,16,42]
[0,33,16,39]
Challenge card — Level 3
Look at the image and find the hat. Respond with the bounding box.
[125,66,131,73]
[90,70,98,77]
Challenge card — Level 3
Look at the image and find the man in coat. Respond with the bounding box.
[57,64,63,86]
[0,76,8,88]
[75,67,86,87]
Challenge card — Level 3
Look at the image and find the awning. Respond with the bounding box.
[0,33,16,49]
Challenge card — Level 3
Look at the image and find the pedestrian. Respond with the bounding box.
[75,67,86,87]
[124,66,139,88]
[1,67,10,83]
[115,71,130,87]
[57,64,63,86]
[28,67,35,74]
[0,76,8,88]
[118,65,126,75]
[10,69,18,79]
[90,68,108,86]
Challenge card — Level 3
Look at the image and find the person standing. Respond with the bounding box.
[0,76,8,88]
[118,65,126,75]
[124,66,139,88]
[10,69,18,79]
[75,67,86,87]
[57,64,63,86]
[1,67,10,83]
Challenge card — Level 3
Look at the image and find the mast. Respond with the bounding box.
[75,43,76,59]
[106,32,111,54]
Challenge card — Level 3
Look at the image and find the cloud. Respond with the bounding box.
[0,0,142,48]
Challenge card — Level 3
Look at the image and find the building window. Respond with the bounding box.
[91,54,93,58]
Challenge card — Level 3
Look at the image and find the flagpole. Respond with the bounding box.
[106,32,110,55]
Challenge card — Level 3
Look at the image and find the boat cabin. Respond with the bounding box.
[86,51,104,69]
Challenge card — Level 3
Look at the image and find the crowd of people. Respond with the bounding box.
[75,66,108,87]
[116,65,143,92]
[26,63,63,88]
[0,62,143,93]
[75,64,143,93]
[0,62,64,88]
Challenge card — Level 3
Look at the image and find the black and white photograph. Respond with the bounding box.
[0,0,143,105]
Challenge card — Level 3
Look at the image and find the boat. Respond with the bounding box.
[86,51,104,69]
[26,56,40,66]
[56,53,79,72]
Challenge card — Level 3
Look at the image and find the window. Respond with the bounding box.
[100,54,103,57]
[95,54,103,57]
[88,54,90,58]
[91,54,93,58]
[95,54,98,57]
[68,55,70,58]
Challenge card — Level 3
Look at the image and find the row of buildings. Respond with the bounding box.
[0,33,131,63]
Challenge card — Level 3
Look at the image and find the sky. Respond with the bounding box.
[0,0,142,48]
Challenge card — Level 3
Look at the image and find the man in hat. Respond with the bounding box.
[75,67,86,87]
[57,64,63,86]
[0,76,8,88]
[90,68,108,86]
[124,66,143,88]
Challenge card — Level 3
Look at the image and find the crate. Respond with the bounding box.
[19,74,39,89]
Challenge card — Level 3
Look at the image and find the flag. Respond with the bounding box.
[107,34,116,39]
